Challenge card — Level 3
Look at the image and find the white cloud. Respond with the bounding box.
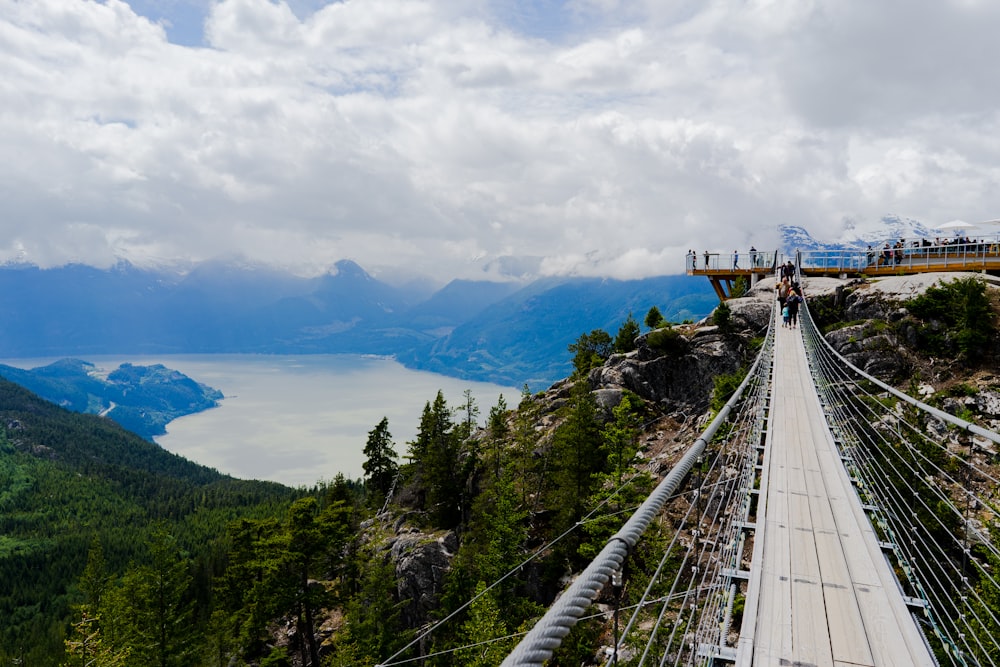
[1,0,999,282]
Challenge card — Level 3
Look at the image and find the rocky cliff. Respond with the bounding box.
[344,271,1000,660]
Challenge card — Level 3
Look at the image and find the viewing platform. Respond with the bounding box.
[688,242,1000,299]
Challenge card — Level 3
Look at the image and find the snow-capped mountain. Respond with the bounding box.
[779,215,935,253]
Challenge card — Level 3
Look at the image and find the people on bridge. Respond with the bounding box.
[786,289,802,328]
[776,277,789,309]
[688,249,696,271]
[780,260,795,280]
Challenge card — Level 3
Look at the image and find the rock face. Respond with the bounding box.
[588,294,771,416]
[823,324,913,380]
[384,530,458,628]
[589,330,747,415]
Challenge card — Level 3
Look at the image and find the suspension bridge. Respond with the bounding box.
[378,268,1000,667]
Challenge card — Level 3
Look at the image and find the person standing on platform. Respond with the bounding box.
[750,246,757,267]
[704,250,710,270]
[732,250,739,269]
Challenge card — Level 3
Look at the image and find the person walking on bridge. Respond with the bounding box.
[786,289,802,328]
[732,249,739,269]
[777,277,790,310]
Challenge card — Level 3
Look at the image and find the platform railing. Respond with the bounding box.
[798,239,1000,274]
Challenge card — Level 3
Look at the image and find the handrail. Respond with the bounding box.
[501,313,773,666]
[799,297,1000,446]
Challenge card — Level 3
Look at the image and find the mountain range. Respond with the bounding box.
[778,214,940,252]
[0,259,716,390]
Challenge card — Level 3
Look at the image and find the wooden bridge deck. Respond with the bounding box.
[736,316,935,666]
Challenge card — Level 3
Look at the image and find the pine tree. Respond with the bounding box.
[567,329,613,376]
[362,417,398,507]
[412,391,463,528]
[79,536,110,617]
[547,382,604,563]
[486,395,510,481]
[62,611,130,667]
[613,312,641,353]
[102,526,199,667]
[644,305,665,329]
[336,551,410,664]
[455,583,512,667]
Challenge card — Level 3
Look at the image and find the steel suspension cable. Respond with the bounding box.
[501,310,773,666]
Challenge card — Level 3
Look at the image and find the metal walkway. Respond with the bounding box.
[738,313,934,666]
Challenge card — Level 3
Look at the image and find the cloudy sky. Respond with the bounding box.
[3,0,999,284]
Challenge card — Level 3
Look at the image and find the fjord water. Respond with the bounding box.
[2,354,522,488]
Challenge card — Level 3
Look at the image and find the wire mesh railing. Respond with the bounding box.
[800,299,1000,666]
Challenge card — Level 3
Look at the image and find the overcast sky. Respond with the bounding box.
[3,0,999,284]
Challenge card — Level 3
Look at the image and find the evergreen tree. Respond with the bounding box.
[455,583,512,667]
[567,329,613,377]
[103,526,199,667]
[644,305,665,329]
[362,417,398,507]
[547,383,604,563]
[486,395,510,481]
[713,300,734,334]
[613,312,641,353]
[456,389,480,441]
[412,391,463,528]
[285,497,342,666]
[603,392,641,487]
[335,551,410,665]
[79,536,110,617]
[62,611,130,667]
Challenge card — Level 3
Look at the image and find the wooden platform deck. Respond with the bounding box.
[735,317,935,667]
[688,246,1000,298]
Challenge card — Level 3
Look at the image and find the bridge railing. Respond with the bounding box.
[800,300,1000,665]
[501,304,776,666]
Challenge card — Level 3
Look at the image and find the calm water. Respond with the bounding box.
[1,354,522,488]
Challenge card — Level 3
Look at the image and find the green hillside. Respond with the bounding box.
[0,359,223,440]
[0,378,298,665]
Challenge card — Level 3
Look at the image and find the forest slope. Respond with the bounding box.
[0,377,297,665]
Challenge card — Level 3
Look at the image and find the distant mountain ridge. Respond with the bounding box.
[0,260,716,389]
[778,214,938,253]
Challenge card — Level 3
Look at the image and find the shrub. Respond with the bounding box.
[713,301,735,334]
[712,369,747,412]
[646,328,688,355]
[906,276,994,362]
